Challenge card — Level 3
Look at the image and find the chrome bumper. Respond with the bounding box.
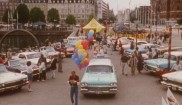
[161,81,182,91]
[80,87,117,94]
[0,82,28,92]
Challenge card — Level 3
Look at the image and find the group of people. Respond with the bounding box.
[26,54,60,92]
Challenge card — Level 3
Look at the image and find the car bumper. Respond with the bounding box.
[0,82,28,92]
[66,52,74,56]
[161,81,182,91]
[80,87,117,94]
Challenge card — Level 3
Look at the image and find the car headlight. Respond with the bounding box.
[110,83,117,87]
[162,77,168,81]
[81,82,88,87]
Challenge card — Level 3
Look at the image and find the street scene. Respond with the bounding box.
[0,0,182,105]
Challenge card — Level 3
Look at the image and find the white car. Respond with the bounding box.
[0,64,28,92]
[161,71,182,92]
[40,46,61,58]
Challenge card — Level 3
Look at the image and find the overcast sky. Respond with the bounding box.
[104,0,150,14]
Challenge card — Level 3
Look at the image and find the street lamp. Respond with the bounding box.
[134,20,139,47]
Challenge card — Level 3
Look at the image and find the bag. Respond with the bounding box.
[121,55,129,63]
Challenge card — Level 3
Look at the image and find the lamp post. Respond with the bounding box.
[134,20,139,47]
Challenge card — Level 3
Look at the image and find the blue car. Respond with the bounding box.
[144,51,182,76]
[80,58,117,95]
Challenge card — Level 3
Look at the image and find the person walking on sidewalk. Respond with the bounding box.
[68,71,80,105]
[39,58,47,81]
[137,52,144,73]
[120,53,129,76]
[26,61,33,92]
[129,54,137,76]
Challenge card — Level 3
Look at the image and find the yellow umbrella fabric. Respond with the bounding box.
[83,18,105,33]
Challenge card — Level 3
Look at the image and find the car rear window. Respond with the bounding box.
[86,65,113,73]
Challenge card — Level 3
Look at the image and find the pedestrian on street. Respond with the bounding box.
[39,58,47,81]
[120,53,129,76]
[152,49,158,59]
[171,60,182,71]
[6,48,12,60]
[68,71,80,105]
[147,47,153,59]
[129,54,137,76]
[26,61,33,92]
[49,55,57,79]
[58,53,63,72]
[137,52,144,73]
[130,41,134,50]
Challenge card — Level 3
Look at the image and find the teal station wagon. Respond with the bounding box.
[144,51,182,76]
[80,58,117,95]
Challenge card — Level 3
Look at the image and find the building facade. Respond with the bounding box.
[151,0,182,25]
[137,6,151,25]
[96,0,109,20]
[0,0,20,23]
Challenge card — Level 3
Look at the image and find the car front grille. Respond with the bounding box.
[87,87,111,91]
[165,80,182,87]
[145,65,158,71]
[4,80,24,87]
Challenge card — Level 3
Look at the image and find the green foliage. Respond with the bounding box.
[2,9,10,23]
[65,14,76,25]
[109,16,116,23]
[16,4,30,24]
[29,7,45,23]
[47,8,60,23]
[177,18,182,25]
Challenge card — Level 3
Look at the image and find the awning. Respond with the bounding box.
[83,18,105,33]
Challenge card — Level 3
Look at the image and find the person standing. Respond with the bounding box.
[26,61,33,92]
[129,54,137,76]
[6,48,12,60]
[39,59,47,81]
[137,52,144,73]
[58,53,63,72]
[171,60,182,71]
[50,56,57,79]
[68,71,80,105]
[152,49,158,59]
[120,53,129,76]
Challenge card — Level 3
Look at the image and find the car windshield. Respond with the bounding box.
[0,65,8,72]
[9,60,21,66]
[27,53,40,59]
[163,54,176,60]
[87,65,113,73]
[46,47,55,52]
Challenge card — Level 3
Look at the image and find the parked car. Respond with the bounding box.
[80,58,117,95]
[144,51,182,76]
[0,64,28,92]
[5,59,40,77]
[156,47,182,58]
[65,44,75,57]
[40,46,65,58]
[161,71,182,92]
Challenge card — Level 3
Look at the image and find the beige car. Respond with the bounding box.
[0,64,28,92]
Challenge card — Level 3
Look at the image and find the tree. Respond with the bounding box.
[2,9,10,23]
[16,4,30,24]
[47,8,60,23]
[109,16,116,23]
[177,18,182,26]
[65,14,76,25]
[29,7,45,23]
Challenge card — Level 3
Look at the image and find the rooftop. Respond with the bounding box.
[89,58,112,66]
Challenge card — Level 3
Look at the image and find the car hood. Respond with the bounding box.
[28,58,39,65]
[81,73,117,85]
[162,71,182,83]
[144,59,176,69]
[11,65,26,71]
[0,72,27,84]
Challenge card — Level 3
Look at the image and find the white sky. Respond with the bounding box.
[104,0,150,14]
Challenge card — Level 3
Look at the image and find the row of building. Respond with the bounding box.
[117,0,182,26]
[0,0,114,24]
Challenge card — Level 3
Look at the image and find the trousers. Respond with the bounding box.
[70,86,78,105]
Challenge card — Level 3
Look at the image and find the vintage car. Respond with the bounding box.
[80,58,117,95]
[161,71,182,92]
[156,47,182,58]
[0,64,28,92]
[15,52,51,65]
[5,59,40,77]
[65,44,75,57]
[144,51,182,76]
[40,46,65,58]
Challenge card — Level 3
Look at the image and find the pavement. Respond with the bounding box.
[0,49,182,105]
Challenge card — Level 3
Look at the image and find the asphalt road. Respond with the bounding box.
[1,49,182,105]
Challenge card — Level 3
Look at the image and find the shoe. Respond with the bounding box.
[28,89,33,92]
